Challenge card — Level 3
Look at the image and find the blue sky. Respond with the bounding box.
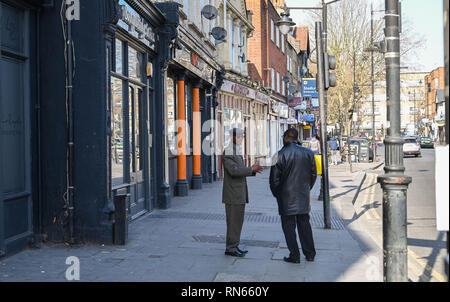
[285,0,445,72]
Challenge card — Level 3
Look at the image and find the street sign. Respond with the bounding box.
[302,78,319,98]
[303,113,315,122]
[311,98,319,108]
[288,97,303,108]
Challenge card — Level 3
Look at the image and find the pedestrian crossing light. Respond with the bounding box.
[323,53,337,89]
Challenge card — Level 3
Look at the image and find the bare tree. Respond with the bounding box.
[304,0,425,136]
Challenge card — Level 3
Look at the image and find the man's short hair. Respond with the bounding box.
[284,128,298,140]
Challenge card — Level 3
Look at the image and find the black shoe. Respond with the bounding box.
[306,257,315,262]
[283,256,300,264]
[225,250,245,257]
[237,247,248,254]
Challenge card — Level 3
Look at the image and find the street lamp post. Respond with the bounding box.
[364,5,386,162]
[409,90,417,135]
[377,0,411,282]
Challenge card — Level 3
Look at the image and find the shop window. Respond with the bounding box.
[115,39,123,74]
[128,46,144,82]
[111,77,124,186]
[185,83,191,154]
[129,85,143,173]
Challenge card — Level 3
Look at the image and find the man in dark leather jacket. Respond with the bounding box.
[270,128,318,263]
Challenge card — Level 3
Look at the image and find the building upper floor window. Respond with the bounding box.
[276,27,280,48]
[281,36,285,53]
[271,19,275,42]
[271,69,275,91]
[277,72,280,93]
[182,0,189,17]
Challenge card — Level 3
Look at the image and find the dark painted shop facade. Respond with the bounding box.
[0,0,193,257]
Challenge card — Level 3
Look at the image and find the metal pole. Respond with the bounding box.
[316,21,332,229]
[377,0,411,282]
[318,1,328,203]
[414,90,416,135]
[371,4,377,161]
[66,12,75,245]
[322,0,327,51]
[350,52,356,170]
[443,0,449,281]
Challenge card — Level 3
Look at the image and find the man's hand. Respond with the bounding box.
[252,162,264,174]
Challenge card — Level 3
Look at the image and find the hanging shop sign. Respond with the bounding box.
[270,100,280,114]
[288,97,303,108]
[303,113,315,122]
[119,3,156,50]
[279,103,289,119]
[311,98,319,108]
[302,78,319,98]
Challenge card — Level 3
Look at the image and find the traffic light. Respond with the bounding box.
[323,53,337,89]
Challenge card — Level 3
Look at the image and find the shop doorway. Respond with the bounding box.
[111,38,151,220]
[128,85,146,218]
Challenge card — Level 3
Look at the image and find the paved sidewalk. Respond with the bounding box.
[0,167,382,282]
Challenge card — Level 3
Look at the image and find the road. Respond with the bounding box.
[365,148,448,281]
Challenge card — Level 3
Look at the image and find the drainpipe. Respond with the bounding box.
[35,8,43,247]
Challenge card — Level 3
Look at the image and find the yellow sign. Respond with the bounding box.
[303,125,311,130]
[315,155,322,175]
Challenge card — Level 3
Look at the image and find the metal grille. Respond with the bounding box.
[148,210,345,230]
[192,235,279,248]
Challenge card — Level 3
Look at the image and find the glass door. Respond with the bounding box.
[128,85,145,219]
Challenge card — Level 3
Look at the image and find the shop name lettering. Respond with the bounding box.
[232,84,250,96]
[120,5,155,42]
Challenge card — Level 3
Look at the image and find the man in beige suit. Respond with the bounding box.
[222,128,264,257]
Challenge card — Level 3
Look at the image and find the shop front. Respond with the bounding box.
[0,0,182,256]
[216,80,269,178]
[278,103,289,147]
[110,1,162,220]
[165,21,221,198]
[268,100,280,163]
[252,92,270,166]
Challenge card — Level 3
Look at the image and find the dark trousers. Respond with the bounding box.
[281,214,316,260]
[225,204,246,252]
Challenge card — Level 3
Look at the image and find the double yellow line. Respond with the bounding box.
[363,173,447,282]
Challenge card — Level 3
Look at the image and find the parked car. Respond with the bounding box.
[419,137,435,148]
[403,137,422,157]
